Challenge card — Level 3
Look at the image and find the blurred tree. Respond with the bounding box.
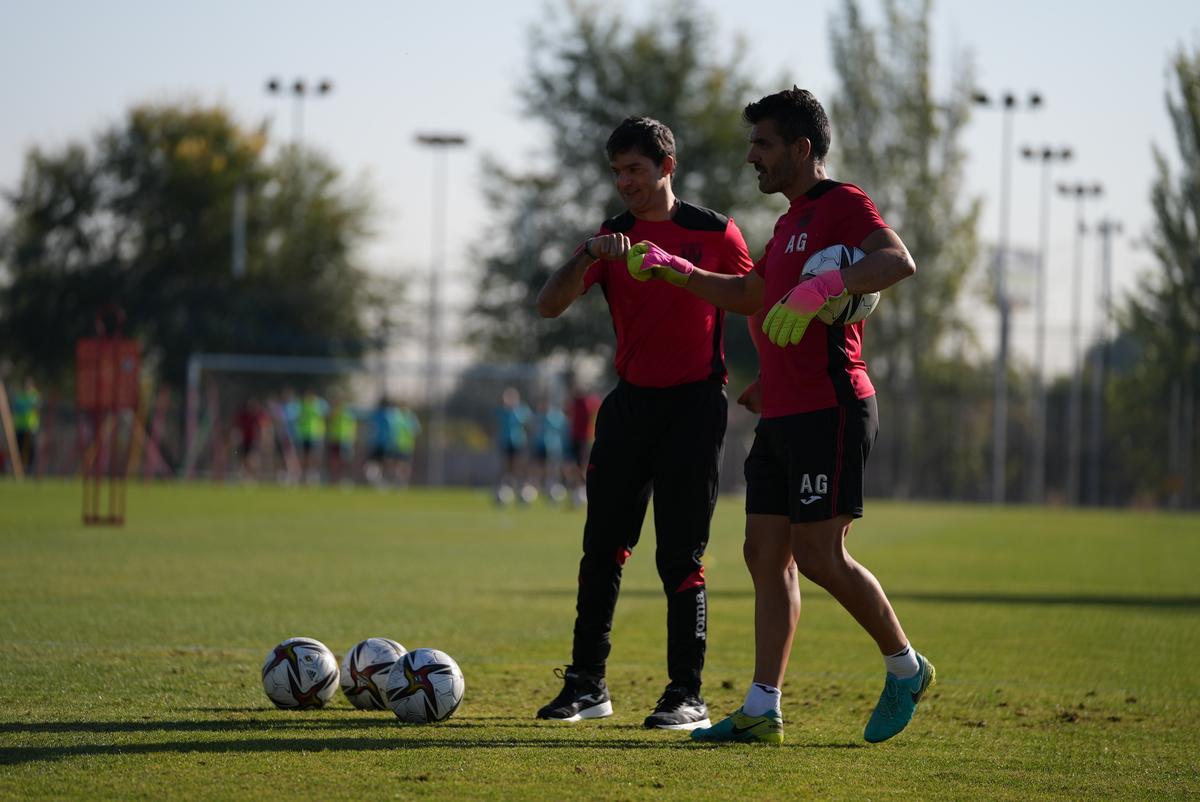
[0,103,391,388]
[828,0,984,499]
[470,0,774,377]
[1109,46,1200,508]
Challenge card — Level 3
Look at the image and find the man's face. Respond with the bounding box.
[746,119,805,196]
[610,149,670,214]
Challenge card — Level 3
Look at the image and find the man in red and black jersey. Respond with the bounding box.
[628,89,935,745]
[535,117,754,730]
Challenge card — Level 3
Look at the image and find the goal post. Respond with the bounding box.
[182,351,565,486]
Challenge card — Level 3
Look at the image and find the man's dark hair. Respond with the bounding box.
[605,116,676,165]
[743,87,831,162]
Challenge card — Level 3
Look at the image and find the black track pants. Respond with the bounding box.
[570,378,727,691]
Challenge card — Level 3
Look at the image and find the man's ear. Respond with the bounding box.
[793,137,812,162]
[660,154,677,179]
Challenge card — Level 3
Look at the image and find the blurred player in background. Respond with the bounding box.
[530,395,568,503]
[233,398,266,481]
[296,388,329,484]
[494,386,532,505]
[365,398,397,488]
[12,376,41,475]
[564,379,600,507]
[276,388,302,483]
[327,398,359,485]
[392,399,420,488]
[535,116,754,730]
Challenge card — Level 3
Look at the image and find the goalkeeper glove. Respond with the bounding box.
[762,271,848,346]
[626,241,695,287]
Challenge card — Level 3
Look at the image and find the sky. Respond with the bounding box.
[1,0,1197,376]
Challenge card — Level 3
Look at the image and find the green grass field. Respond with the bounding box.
[1,481,1197,800]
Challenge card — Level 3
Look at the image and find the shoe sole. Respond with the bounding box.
[540,700,613,722]
[922,663,937,698]
[646,717,711,731]
[691,729,783,745]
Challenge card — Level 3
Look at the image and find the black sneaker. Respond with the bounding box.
[536,667,613,721]
[643,684,710,730]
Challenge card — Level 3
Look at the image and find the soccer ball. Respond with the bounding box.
[385,648,465,723]
[801,244,881,325]
[340,637,408,710]
[261,637,340,709]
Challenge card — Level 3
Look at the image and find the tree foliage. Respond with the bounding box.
[471,0,772,367]
[828,0,984,498]
[0,103,387,387]
[1109,46,1200,506]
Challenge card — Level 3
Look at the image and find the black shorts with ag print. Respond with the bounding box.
[744,395,879,523]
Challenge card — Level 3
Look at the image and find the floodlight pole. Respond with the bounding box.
[1088,218,1122,506]
[1020,145,1072,504]
[1057,181,1103,506]
[973,90,1041,504]
[416,133,468,487]
[266,77,334,147]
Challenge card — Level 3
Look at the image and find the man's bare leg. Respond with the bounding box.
[790,515,906,654]
[745,513,801,688]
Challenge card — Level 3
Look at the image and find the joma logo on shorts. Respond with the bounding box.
[799,473,828,495]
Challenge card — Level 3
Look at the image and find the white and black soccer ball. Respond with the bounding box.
[261,637,340,709]
[340,637,407,710]
[494,484,515,506]
[385,648,465,723]
[801,244,881,325]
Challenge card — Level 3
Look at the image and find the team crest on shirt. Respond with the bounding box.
[681,243,704,264]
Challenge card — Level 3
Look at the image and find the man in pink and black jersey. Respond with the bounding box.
[627,88,935,745]
[535,116,754,730]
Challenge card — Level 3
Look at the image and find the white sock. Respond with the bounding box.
[884,644,920,679]
[743,682,781,717]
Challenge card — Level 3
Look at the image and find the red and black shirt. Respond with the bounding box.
[752,180,887,417]
[583,201,755,388]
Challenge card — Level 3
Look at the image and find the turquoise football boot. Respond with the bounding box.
[864,652,936,743]
[690,706,783,745]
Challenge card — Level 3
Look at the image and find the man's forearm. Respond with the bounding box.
[682,269,763,315]
[537,250,594,318]
[841,248,915,295]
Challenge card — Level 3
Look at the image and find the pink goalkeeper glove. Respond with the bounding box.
[626,241,695,287]
[762,271,848,346]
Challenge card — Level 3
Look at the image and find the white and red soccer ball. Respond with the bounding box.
[340,637,408,710]
[385,648,466,723]
[261,637,340,709]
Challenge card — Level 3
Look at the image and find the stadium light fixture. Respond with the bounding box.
[416,132,469,487]
[1056,181,1103,506]
[973,89,1042,504]
[1020,144,1073,504]
[266,76,334,146]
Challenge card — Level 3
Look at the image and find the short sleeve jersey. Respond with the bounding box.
[752,180,887,417]
[394,409,420,454]
[497,403,531,449]
[582,201,755,388]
